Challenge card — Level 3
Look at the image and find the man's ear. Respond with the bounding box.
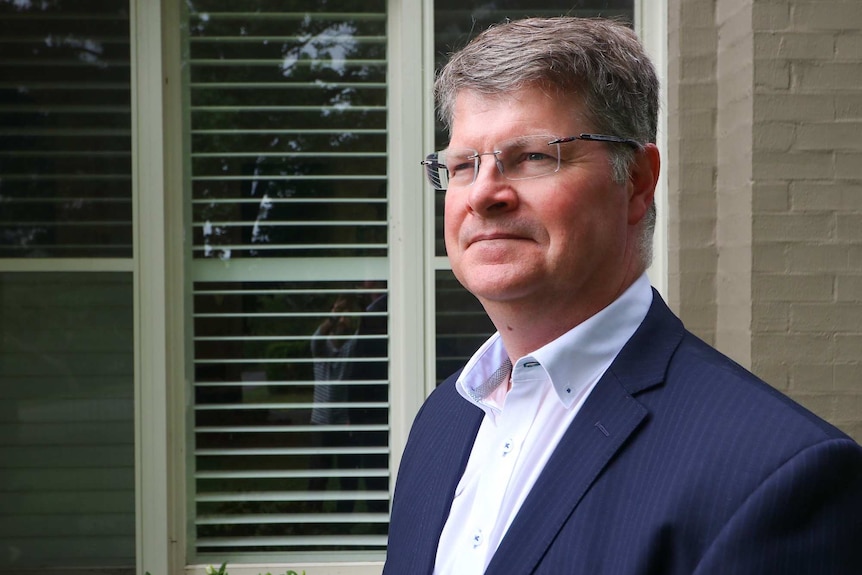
[627,143,660,226]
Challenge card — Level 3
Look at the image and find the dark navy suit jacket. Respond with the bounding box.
[384,291,862,574]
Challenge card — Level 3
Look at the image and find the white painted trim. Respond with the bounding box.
[133,0,176,573]
[387,0,429,499]
[637,0,670,297]
[0,258,134,272]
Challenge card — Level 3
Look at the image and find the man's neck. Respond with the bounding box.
[480,273,645,361]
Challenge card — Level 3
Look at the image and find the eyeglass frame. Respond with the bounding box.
[420,133,643,191]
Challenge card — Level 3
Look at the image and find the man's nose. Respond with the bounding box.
[468,154,518,215]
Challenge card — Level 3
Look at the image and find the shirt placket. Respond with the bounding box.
[463,371,545,570]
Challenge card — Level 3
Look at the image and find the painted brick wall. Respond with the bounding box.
[668,0,862,440]
[667,0,719,345]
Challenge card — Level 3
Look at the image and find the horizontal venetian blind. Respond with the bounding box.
[0,4,132,258]
[186,1,390,561]
[188,8,388,261]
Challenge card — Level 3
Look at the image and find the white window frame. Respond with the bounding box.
[638,0,669,296]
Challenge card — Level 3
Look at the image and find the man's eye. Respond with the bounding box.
[524,152,553,162]
[448,161,473,176]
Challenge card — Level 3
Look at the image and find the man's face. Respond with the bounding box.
[443,86,654,320]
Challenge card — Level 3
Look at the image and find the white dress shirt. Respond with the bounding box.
[433,274,653,575]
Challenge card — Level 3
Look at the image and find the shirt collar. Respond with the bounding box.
[456,273,653,411]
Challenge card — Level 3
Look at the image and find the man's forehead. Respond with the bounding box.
[448,88,591,144]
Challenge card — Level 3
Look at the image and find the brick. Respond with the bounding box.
[836,34,862,61]
[787,244,850,273]
[678,83,718,109]
[836,94,862,120]
[790,363,835,388]
[753,181,790,211]
[836,336,862,363]
[755,94,836,122]
[682,55,718,82]
[752,1,791,30]
[681,271,719,302]
[793,2,862,31]
[836,274,862,301]
[791,182,862,211]
[754,273,834,302]
[791,302,862,331]
[796,62,862,92]
[755,32,835,60]
[681,218,718,245]
[753,212,833,242]
[752,301,790,330]
[753,122,795,152]
[754,59,791,90]
[754,151,835,181]
[680,247,720,272]
[681,4,719,29]
[837,214,862,241]
[796,122,862,152]
[678,108,718,133]
[836,152,862,179]
[752,243,788,272]
[833,394,862,421]
[833,368,862,396]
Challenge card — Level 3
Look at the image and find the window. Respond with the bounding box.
[0,1,135,572]
[183,1,390,563]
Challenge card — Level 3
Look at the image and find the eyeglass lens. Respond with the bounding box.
[440,135,562,189]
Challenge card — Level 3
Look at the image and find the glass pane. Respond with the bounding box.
[0,2,132,258]
[187,1,388,261]
[183,0,389,561]
[432,1,634,383]
[192,280,389,558]
[0,272,135,573]
[435,270,494,385]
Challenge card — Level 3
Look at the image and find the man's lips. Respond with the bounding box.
[465,231,530,247]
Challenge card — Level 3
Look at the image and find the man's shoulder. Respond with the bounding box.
[656,330,853,445]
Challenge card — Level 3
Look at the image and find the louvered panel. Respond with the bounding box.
[191,275,389,559]
[185,12,391,561]
[188,2,388,265]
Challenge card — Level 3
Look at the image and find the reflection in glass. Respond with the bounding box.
[0,272,135,571]
[0,3,132,258]
[193,280,389,555]
[184,1,390,559]
[187,2,388,261]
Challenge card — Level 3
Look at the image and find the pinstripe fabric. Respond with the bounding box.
[384,291,862,575]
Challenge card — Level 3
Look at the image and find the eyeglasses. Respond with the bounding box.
[420,133,642,191]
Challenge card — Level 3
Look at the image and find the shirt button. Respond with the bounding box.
[502,438,514,455]
[472,529,483,548]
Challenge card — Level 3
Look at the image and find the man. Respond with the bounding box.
[384,17,862,575]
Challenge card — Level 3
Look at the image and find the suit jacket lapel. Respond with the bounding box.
[485,291,685,574]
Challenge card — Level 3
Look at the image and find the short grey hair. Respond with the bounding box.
[435,17,660,265]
